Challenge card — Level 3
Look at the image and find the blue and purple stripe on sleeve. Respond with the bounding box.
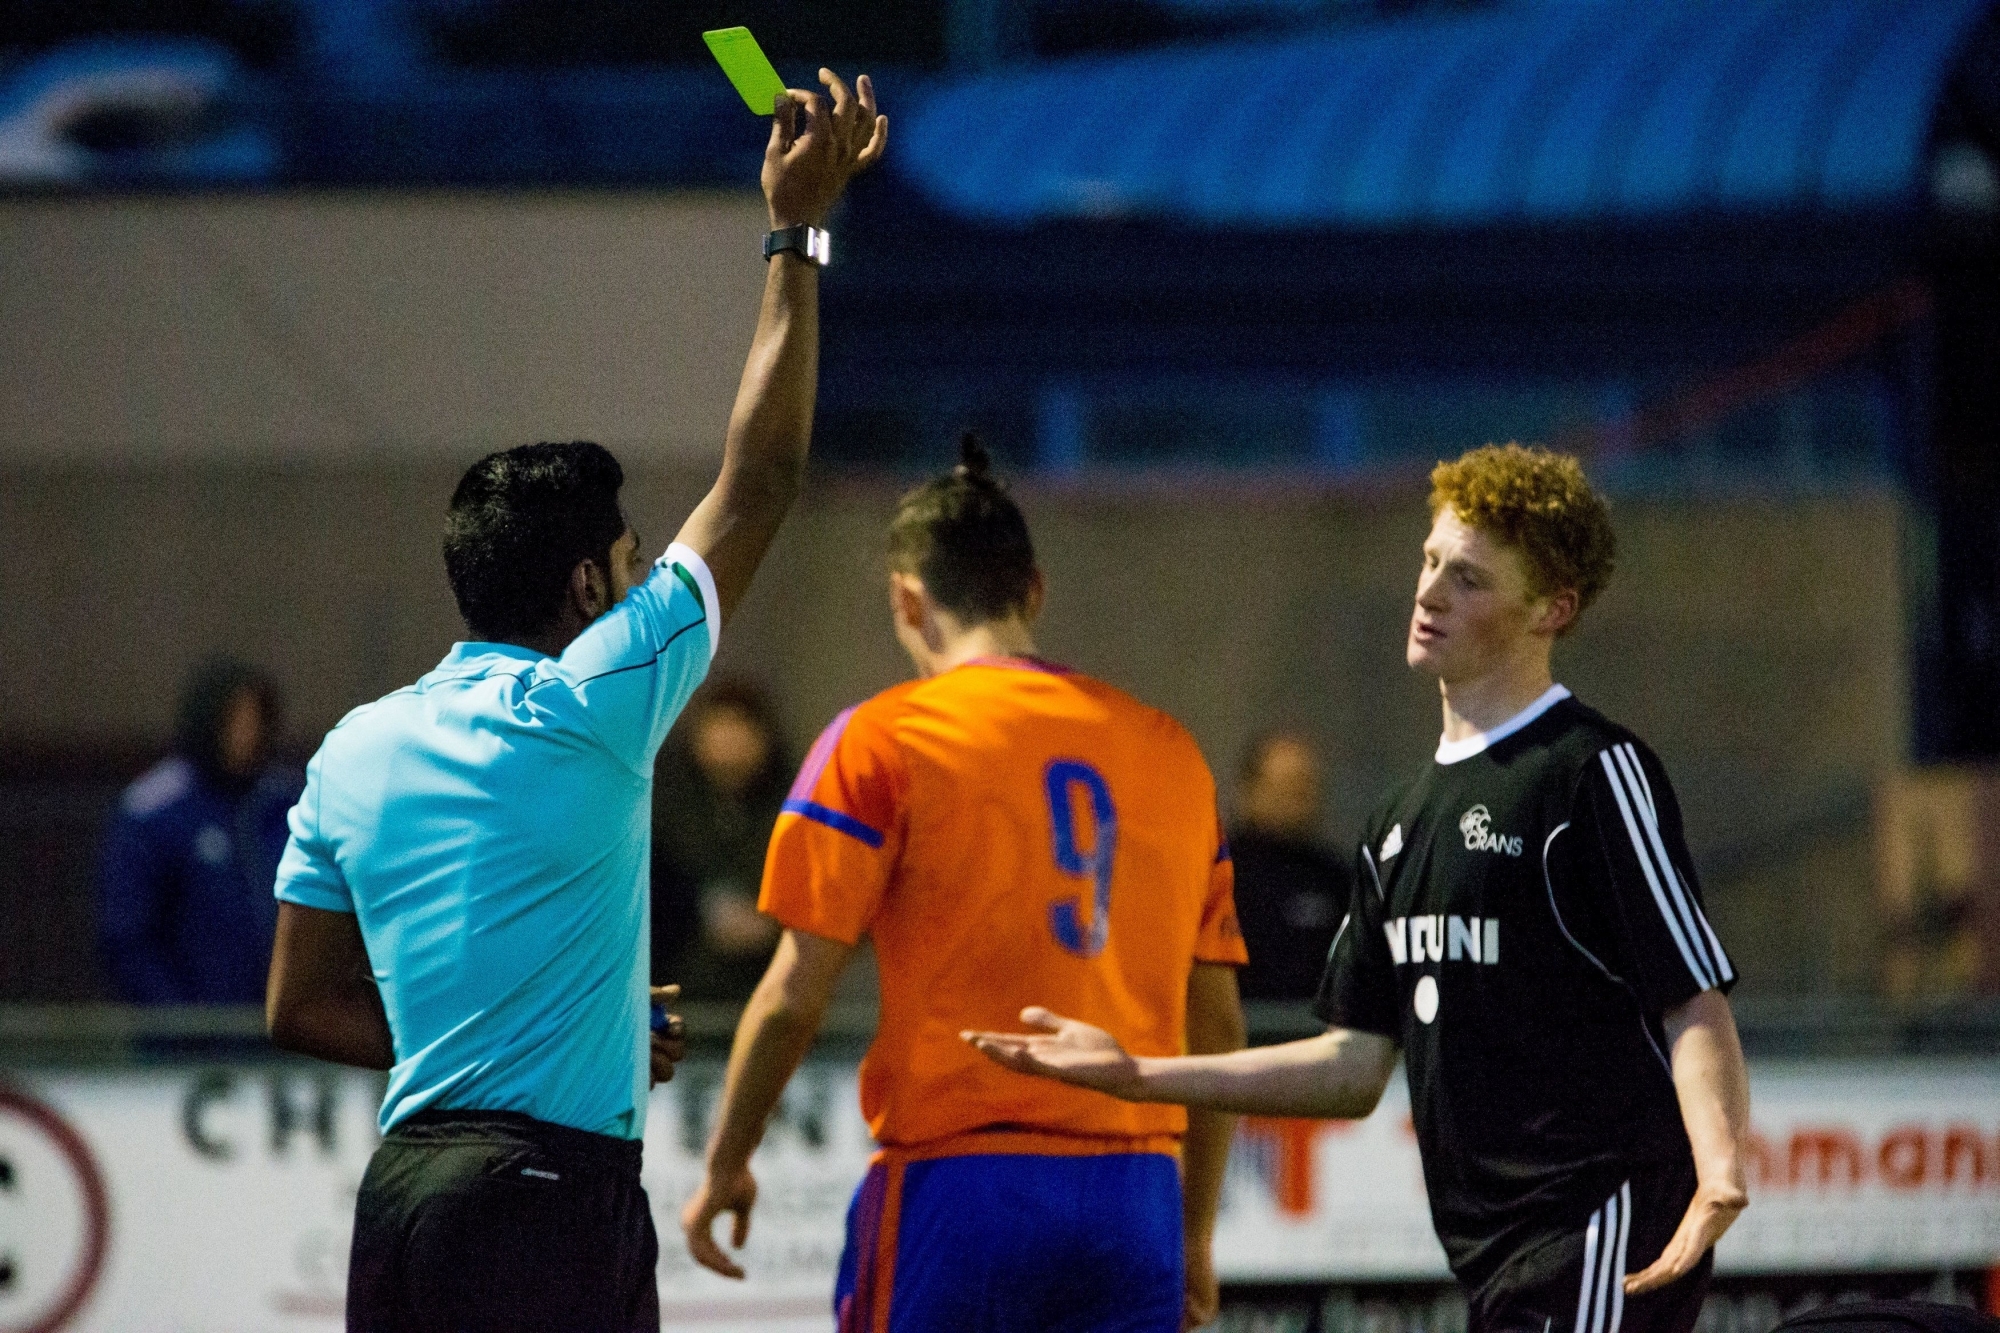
[783,706,887,849]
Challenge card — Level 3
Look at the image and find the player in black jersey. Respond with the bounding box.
[966,445,1751,1333]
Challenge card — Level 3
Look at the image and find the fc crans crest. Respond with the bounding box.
[1458,804,1523,857]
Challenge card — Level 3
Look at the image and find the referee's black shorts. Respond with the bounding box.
[346,1109,660,1333]
[1470,1157,1711,1333]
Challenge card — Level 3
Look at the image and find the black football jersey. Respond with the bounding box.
[1314,689,1736,1292]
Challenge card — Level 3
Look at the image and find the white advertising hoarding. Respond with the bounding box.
[2,1059,1997,1332]
[1212,1060,2000,1281]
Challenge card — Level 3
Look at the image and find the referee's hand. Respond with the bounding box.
[1623,1178,1747,1294]
[763,68,887,231]
[650,985,686,1087]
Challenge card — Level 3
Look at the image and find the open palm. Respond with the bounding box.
[962,1007,1145,1100]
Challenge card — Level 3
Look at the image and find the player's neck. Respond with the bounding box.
[1437,653,1556,741]
[924,618,1038,677]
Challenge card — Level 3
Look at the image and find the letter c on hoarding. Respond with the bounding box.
[181,1070,235,1161]
[0,1086,111,1333]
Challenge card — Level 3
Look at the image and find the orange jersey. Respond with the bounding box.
[760,658,1245,1149]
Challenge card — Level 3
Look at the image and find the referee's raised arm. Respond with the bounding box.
[257,73,889,1333]
[672,70,888,626]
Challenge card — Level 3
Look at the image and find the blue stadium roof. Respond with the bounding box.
[895,0,1995,228]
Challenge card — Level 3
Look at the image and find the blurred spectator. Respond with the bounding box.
[1228,730,1351,1002]
[652,677,792,1001]
[98,656,301,1004]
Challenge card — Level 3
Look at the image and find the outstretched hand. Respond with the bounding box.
[763,69,888,231]
[960,1007,1146,1101]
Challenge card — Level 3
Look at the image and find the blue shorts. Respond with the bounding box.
[834,1149,1185,1333]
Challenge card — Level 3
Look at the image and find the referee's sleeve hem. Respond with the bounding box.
[274,885,355,914]
[663,543,721,664]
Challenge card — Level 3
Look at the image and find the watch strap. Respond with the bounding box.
[763,224,830,265]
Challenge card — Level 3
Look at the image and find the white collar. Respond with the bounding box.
[1434,684,1571,765]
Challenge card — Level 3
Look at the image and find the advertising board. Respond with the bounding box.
[2,1059,1996,1332]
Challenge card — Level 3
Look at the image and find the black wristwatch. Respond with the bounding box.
[763,224,830,266]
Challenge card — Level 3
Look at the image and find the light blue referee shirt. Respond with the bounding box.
[274,544,719,1139]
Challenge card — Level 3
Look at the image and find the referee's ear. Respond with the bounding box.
[570,556,614,623]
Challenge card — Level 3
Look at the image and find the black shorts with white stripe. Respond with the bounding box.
[1467,1156,1709,1333]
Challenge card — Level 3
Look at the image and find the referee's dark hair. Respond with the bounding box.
[887,433,1038,625]
[444,441,628,643]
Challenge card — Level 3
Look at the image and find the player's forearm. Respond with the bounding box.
[1180,1017,1244,1253]
[1134,1029,1394,1119]
[676,255,818,622]
[1181,964,1247,1245]
[1182,1107,1233,1240]
[704,975,826,1176]
[1664,990,1750,1201]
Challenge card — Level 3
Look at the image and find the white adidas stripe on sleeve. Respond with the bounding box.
[1612,744,1734,986]
[1599,749,1716,990]
[1611,746,1715,981]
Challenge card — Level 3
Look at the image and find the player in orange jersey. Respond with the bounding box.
[681,435,1248,1331]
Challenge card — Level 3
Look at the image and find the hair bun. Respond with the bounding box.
[955,431,994,484]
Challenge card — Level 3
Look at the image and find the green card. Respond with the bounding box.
[703,27,788,116]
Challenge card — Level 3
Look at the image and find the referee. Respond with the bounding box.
[968,445,1751,1333]
[262,74,886,1332]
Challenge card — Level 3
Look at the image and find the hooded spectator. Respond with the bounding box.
[98,656,303,1003]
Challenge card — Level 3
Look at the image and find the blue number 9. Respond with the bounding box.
[1045,760,1117,958]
